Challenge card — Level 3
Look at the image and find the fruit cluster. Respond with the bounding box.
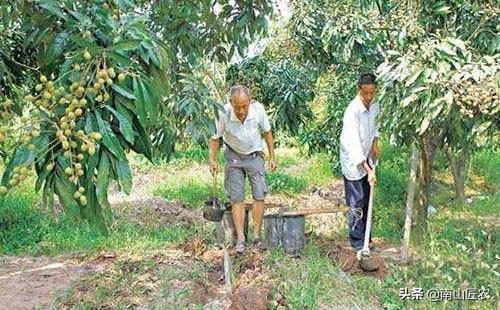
[1,50,127,202]
[450,77,498,119]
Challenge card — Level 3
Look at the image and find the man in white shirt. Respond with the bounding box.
[209,85,277,254]
[339,73,380,253]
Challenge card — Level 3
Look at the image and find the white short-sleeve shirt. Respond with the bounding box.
[212,100,271,155]
[340,96,380,180]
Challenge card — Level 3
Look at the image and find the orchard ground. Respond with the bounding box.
[0,141,498,309]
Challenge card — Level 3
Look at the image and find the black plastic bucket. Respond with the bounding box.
[264,214,305,256]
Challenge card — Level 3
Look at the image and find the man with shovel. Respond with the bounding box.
[339,73,380,271]
[209,85,277,254]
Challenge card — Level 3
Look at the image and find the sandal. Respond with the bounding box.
[235,240,245,254]
[253,238,265,250]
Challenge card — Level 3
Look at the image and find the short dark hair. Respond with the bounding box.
[357,73,377,87]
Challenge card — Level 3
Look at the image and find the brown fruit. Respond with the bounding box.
[46,163,54,171]
[108,68,116,78]
[83,51,91,61]
[91,132,102,140]
[80,195,87,206]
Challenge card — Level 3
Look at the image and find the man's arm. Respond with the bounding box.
[371,103,381,161]
[341,106,365,169]
[263,131,277,171]
[371,137,380,161]
[209,138,221,175]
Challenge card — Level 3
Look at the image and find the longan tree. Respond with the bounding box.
[0,0,272,231]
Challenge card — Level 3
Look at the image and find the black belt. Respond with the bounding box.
[224,142,262,158]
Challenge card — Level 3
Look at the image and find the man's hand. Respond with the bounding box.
[371,141,380,161]
[209,160,218,176]
[368,171,377,187]
[208,138,220,176]
[268,158,277,172]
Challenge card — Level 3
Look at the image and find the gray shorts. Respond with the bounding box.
[224,147,267,203]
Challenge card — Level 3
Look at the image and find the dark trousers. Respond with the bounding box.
[343,175,372,250]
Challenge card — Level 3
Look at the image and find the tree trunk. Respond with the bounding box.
[415,137,436,242]
[447,149,466,204]
[401,146,418,263]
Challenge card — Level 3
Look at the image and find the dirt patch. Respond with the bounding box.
[319,238,401,280]
[230,287,268,310]
[229,249,275,309]
[266,180,347,238]
[53,248,231,309]
[113,197,203,227]
[0,256,89,310]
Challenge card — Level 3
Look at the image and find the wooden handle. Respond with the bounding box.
[212,172,217,207]
[279,207,348,216]
[243,202,285,210]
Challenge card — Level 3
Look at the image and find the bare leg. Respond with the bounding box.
[232,202,246,242]
[252,200,265,239]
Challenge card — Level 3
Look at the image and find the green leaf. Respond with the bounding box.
[131,116,153,161]
[42,174,55,211]
[1,146,35,185]
[105,105,135,144]
[437,43,456,56]
[112,84,136,100]
[447,38,466,51]
[108,39,142,52]
[434,6,451,15]
[116,0,135,10]
[116,158,132,194]
[54,168,79,218]
[405,69,423,87]
[132,77,147,122]
[94,110,126,160]
[96,151,110,208]
[39,0,67,20]
[419,117,431,135]
[46,32,70,64]
[401,93,418,108]
[140,79,160,120]
[149,48,162,68]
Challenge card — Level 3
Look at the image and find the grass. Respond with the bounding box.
[382,206,499,309]
[153,146,334,207]
[369,144,500,309]
[265,243,387,309]
[0,189,200,256]
[362,142,411,243]
[472,148,500,190]
[154,180,226,208]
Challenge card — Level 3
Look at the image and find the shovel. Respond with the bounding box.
[202,171,225,222]
[358,164,379,272]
